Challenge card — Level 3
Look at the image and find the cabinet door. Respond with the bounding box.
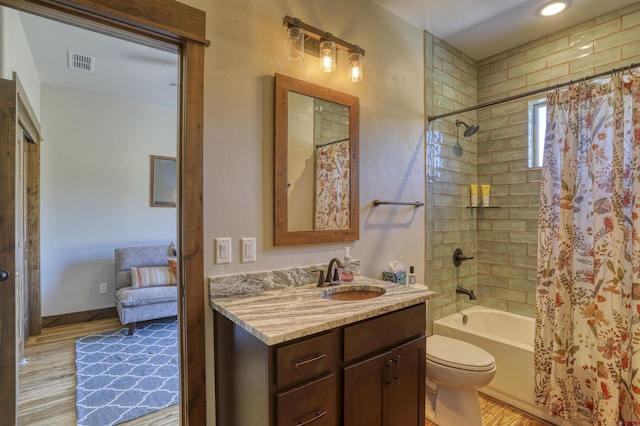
[388,336,426,426]
[343,350,391,426]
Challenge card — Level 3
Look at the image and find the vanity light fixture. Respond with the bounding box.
[320,37,336,73]
[536,0,570,17]
[283,15,365,82]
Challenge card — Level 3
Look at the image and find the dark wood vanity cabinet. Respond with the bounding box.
[214,303,426,426]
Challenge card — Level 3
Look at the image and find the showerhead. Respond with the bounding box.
[456,120,480,137]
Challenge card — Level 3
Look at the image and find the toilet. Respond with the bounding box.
[425,335,496,426]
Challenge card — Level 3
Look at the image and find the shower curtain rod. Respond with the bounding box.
[427,62,640,123]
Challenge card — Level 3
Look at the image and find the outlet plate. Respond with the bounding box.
[99,282,108,294]
[241,238,256,263]
[215,238,231,264]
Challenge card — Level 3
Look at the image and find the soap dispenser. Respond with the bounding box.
[340,247,354,282]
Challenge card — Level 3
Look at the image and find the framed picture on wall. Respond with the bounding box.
[150,155,177,207]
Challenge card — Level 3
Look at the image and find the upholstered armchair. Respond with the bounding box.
[114,244,177,335]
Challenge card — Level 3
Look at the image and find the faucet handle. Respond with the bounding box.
[312,269,329,287]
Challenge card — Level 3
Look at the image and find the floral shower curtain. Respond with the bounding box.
[535,72,640,425]
[314,140,350,230]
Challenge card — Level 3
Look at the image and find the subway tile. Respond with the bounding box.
[492,264,529,279]
[489,242,528,256]
[478,69,508,89]
[434,44,454,63]
[509,255,537,269]
[478,229,509,242]
[569,19,621,47]
[493,195,529,207]
[527,63,569,86]
[622,10,640,29]
[547,43,594,67]
[441,60,461,80]
[476,296,507,311]
[508,278,536,293]
[510,231,538,244]
[491,148,527,163]
[570,48,621,73]
[490,169,528,185]
[478,162,510,175]
[492,220,528,231]
[491,75,527,97]
[490,52,527,72]
[478,273,509,288]
[527,37,569,61]
[490,100,526,118]
[510,207,540,220]
[478,138,509,153]
[506,302,535,317]
[508,57,547,78]
[491,287,526,303]
[433,68,454,87]
[509,135,529,149]
[511,182,542,195]
[623,42,640,59]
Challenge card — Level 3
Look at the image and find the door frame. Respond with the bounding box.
[0,1,208,424]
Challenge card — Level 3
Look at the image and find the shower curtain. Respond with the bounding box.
[314,140,350,230]
[535,72,640,425]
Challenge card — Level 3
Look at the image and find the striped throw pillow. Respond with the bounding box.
[130,266,176,288]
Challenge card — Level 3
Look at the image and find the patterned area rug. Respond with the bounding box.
[75,319,179,425]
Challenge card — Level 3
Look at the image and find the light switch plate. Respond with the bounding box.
[241,238,256,263]
[215,238,231,264]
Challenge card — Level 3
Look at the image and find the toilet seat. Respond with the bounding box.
[427,335,495,372]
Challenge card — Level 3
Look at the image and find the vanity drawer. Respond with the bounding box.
[343,303,425,363]
[276,373,336,426]
[276,331,336,388]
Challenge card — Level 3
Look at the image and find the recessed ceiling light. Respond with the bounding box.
[537,0,570,17]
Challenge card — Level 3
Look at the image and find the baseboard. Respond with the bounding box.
[42,307,118,328]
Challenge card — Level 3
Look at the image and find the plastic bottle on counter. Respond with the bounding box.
[340,247,354,282]
[408,265,416,285]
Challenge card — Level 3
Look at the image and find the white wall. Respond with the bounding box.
[0,7,41,119]
[191,0,425,423]
[40,83,177,316]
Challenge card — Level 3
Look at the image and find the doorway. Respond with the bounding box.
[0,1,206,424]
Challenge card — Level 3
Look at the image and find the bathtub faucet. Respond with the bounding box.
[456,285,477,300]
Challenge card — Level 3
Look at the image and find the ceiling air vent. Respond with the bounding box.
[67,51,95,72]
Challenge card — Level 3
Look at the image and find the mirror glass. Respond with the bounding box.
[274,73,359,246]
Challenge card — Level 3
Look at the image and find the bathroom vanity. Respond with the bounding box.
[211,276,434,426]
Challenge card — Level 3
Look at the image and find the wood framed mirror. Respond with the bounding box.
[274,73,359,246]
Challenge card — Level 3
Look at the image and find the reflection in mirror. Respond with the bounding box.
[274,73,359,246]
[287,93,350,231]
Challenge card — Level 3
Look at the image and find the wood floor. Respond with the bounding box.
[425,394,555,426]
[17,317,178,425]
[19,318,551,426]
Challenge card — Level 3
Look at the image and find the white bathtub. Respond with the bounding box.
[433,306,587,426]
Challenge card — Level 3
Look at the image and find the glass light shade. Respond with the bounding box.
[287,27,305,63]
[348,52,363,83]
[319,40,336,73]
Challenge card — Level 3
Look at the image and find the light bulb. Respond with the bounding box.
[320,40,336,73]
[287,26,304,63]
[348,52,363,83]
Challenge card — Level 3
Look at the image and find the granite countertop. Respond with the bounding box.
[210,276,435,346]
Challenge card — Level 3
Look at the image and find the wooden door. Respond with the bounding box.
[388,337,426,426]
[0,77,19,426]
[343,350,391,426]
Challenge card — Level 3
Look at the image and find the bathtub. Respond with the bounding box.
[433,306,587,426]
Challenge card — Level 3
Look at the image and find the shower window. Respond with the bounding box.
[528,98,546,168]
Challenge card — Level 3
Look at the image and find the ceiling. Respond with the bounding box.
[18,11,179,107]
[14,1,638,107]
[372,0,640,61]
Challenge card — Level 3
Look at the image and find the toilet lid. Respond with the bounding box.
[427,335,495,372]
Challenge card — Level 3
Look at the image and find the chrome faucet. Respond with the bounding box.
[325,257,345,286]
[456,285,477,300]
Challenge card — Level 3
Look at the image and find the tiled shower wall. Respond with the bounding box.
[425,33,479,329]
[475,3,640,317]
[425,3,640,327]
